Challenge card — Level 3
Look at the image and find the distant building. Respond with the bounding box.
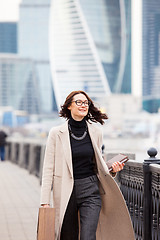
[0,107,29,127]
[143,0,160,113]
[79,0,132,94]
[18,0,57,113]
[50,0,132,107]
[0,54,41,114]
[105,94,142,129]
[0,22,17,53]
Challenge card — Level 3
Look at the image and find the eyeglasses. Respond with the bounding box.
[72,100,91,107]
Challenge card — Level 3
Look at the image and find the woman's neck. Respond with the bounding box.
[71,114,84,121]
[69,116,86,128]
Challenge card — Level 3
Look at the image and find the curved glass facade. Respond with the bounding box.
[50,0,111,107]
[50,0,131,107]
[79,0,131,93]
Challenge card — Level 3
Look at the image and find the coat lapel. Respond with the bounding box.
[87,123,109,175]
[58,121,73,179]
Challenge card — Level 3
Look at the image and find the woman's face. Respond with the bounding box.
[68,93,89,121]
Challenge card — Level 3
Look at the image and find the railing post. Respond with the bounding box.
[143,147,160,240]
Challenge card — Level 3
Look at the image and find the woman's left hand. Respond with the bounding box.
[111,161,125,173]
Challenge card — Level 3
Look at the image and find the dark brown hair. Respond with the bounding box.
[59,90,108,125]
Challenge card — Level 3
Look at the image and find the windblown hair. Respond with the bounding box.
[59,90,108,125]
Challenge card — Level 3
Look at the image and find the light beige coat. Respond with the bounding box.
[40,121,135,240]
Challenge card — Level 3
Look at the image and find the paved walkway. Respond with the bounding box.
[0,161,41,240]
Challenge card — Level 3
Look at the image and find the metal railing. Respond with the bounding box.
[5,138,160,240]
[5,137,46,181]
[118,148,160,240]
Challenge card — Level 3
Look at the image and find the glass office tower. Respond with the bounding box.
[0,55,40,114]
[79,0,131,93]
[18,0,57,113]
[143,0,160,113]
[0,22,17,53]
[50,0,131,107]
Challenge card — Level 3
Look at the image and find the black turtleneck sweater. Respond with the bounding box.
[68,117,96,179]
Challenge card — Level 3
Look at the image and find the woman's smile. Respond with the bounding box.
[78,108,87,112]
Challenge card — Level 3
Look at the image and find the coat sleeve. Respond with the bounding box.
[40,128,56,205]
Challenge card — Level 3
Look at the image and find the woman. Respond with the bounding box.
[40,90,135,240]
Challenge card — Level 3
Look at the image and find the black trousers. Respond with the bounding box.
[60,175,101,240]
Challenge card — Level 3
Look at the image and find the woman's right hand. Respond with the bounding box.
[41,204,50,208]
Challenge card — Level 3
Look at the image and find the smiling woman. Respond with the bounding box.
[0,0,21,21]
[40,90,135,240]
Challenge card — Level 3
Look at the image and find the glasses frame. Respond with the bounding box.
[72,100,91,107]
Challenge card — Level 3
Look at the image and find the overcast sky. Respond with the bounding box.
[0,0,22,22]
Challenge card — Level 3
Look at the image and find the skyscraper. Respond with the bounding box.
[143,0,160,113]
[18,0,57,113]
[0,22,17,53]
[0,54,40,114]
[50,0,131,107]
[79,0,131,94]
[0,21,41,115]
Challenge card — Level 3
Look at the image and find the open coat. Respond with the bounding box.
[40,121,135,240]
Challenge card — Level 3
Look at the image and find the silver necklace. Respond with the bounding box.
[68,124,87,141]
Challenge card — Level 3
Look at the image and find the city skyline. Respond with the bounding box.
[0,0,141,100]
[0,0,159,114]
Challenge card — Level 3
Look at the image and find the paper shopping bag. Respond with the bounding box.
[37,207,55,240]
